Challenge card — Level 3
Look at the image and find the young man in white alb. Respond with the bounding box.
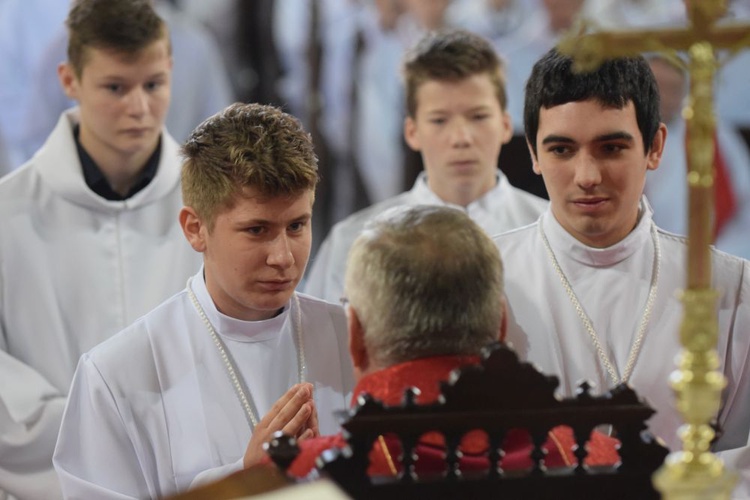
[494,48,750,496]
[0,1,200,497]
[304,28,547,303]
[54,103,354,499]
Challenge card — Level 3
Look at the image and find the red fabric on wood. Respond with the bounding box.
[281,356,619,478]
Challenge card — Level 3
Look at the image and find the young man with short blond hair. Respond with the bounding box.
[54,103,354,499]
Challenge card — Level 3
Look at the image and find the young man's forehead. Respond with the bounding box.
[79,37,171,71]
[234,186,315,205]
[538,100,640,138]
[415,72,501,107]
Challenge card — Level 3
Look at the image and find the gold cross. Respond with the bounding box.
[556,3,750,499]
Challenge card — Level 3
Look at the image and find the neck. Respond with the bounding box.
[79,130,159,197]
[429,175,496,208]
[552,210,642,249]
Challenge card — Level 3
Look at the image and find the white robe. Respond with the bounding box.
[304,171,548,303]
[494,201,750,496]
[53,270,354,499]
[0,109,201,499]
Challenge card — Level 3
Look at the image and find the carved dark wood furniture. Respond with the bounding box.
[268,342,668,499]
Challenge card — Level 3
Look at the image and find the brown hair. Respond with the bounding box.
[66,0,169,77]
[402,28,507,118]
[181,103,319,230]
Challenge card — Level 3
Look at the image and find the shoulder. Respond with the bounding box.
[504,184,549,210]
[296,293,346,325]
[0,161,37,197]
[159,131,183,169]
[655,225,688,246]
[327,192,414,242]
[310,192,413,272]
[654,226,748,291]
[711,245,749,291]
[85,291,188,374]
[492,220,540,247]
[655,225,745,270]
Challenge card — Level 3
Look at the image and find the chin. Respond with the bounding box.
[257,291,295,309]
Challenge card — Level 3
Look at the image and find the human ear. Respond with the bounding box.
[500,112,513,145]
[347,307,369,379]
[647,123,668,171]
[179,207,207,253]
[527,140,541,175]
[404,116,421,152]
[58,63,79,101]
[498,296,508,343]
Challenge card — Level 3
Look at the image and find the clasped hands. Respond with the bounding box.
[243,383,318,468]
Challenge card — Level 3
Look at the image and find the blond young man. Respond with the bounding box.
[0,1,200,497]
[304,28,547,303]
[54,103,354,499]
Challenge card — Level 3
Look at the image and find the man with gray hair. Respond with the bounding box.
[275,204,617,477]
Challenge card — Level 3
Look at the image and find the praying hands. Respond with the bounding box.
[243,383,319,469]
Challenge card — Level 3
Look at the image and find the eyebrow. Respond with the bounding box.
[541,131,635,145]
[541,135,575,145]
[237,213,312,226]
[595,131,635,142]
[425,105,492,115]
[99,71,169,81]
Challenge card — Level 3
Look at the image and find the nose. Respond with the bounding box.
[267,233,294,269]
[449,119,471,147]
[574,153,602,190]
[126,87,148,117]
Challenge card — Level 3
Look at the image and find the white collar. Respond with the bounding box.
[541,198,654,267]
[189,268,291,343]
[412,170,510,212]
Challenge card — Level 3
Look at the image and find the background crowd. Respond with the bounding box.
[2,0,749,256]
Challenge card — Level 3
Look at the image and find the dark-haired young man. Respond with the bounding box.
[494,48,750,494]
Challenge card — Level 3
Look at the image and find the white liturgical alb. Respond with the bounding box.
[305,171,548,303]
[0,109,201,499]
[54,269,354,499]
[494,200,750,496]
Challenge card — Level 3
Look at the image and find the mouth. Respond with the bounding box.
[449,160,477,171]
[257,279,295,291]
[571,197,609,211]
[122,127,151,136]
